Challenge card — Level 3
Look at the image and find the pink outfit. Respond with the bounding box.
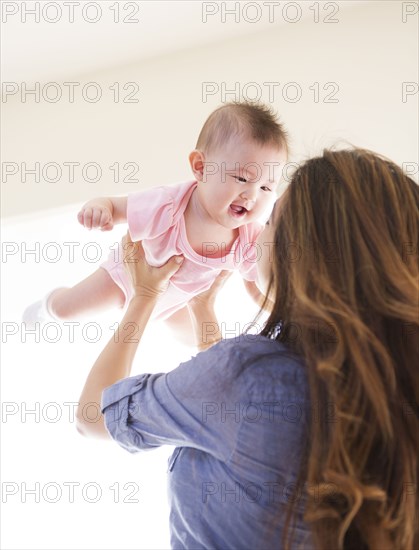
[101,180,263,321]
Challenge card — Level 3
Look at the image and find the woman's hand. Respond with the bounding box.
[188,270,232,310]
[77,233,183,439]
[122,232,184,300]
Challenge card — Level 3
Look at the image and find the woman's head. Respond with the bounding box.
[256,148,419,549]
[259,148,418,324]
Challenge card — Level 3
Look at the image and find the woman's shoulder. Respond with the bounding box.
[216,332,302,360]
[212,334,308,393]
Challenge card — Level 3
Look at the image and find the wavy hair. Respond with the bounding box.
[258,148,419,549]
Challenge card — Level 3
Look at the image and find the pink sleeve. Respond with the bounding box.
[239,222,264,281]
[127,186,174,240]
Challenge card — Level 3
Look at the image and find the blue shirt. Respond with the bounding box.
[101,334,315,549]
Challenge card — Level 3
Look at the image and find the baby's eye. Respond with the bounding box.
[234,176,247,183]
[261,186,272,192]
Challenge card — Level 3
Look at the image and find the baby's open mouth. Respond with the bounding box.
[229,204,248,217]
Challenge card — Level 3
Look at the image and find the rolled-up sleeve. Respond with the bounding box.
[101,340,244,462]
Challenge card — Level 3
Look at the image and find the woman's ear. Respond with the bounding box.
[189,150,205,181]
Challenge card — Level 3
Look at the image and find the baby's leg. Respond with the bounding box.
[163,306,196,348]
[48,268,125,320]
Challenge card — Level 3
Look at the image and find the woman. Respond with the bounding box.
[77,148,419,549]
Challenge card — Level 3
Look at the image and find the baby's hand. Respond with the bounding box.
[77,204,114,231]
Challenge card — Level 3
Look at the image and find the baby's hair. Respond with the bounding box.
[196,101,288,156]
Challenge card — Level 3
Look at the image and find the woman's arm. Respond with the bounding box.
[242,279,274,310]
[187,271,232,352]
[76,295,158,439]
[187,301,221,352]
[76,235,184,439]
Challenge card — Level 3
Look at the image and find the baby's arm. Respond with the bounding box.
[77,196,128,231]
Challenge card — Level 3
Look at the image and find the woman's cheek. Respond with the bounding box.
[256,228,271,293]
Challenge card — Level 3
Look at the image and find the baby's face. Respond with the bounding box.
[196,138,286,230]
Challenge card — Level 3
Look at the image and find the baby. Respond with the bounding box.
[23,102,288,344]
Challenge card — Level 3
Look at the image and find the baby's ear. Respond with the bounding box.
[189,150,205,181]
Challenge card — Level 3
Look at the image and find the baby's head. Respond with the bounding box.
[190,101,288,229]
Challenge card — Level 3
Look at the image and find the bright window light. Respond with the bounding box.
[1,207,263,550]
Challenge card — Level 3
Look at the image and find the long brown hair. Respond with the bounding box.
[258,148,419,549]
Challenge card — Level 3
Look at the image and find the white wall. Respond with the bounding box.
[2,0,417,221]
